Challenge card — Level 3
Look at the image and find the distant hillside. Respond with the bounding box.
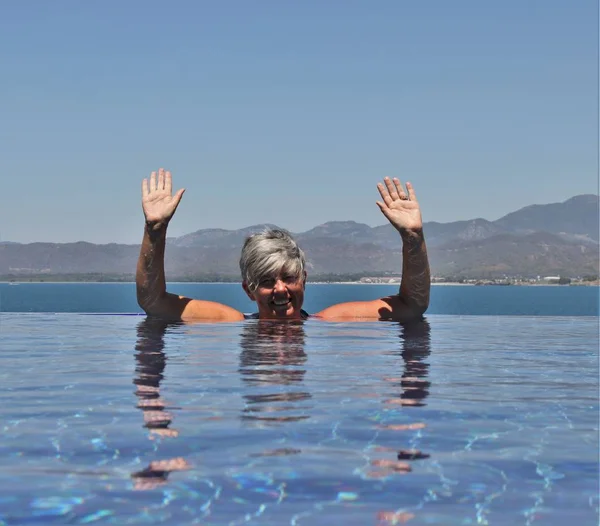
[430,231,598,278]
[170,224,281,249]
[2,194,598,280]
[494,194,598,242]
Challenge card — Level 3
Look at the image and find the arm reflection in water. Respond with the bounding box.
[239,320,311,426]
[369,320,432,473]
[384,319,431,408]
[372,319,431,524]
[131,318,190,490]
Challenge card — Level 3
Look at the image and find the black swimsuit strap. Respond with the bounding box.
[244,309,310,320]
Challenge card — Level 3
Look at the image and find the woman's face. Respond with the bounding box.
[243,271,306,319]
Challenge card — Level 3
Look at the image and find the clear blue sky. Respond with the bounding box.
[1,1,597,244]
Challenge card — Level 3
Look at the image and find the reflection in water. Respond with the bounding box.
[128,317,431,497]
[131,318,189,490]
[239,321,311,425]
[384,319,431,408]
[374,319,432,522]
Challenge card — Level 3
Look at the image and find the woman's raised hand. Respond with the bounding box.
[141,168,185,226]
[376,177,423,233]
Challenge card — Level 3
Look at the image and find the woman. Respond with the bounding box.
[136,168,430,322]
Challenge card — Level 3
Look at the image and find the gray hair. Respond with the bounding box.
[239,228,306,292]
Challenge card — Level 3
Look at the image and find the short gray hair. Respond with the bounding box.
[240,228,306,292]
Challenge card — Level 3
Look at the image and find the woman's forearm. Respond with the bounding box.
[136,222,168,312]
[399,229,430,315]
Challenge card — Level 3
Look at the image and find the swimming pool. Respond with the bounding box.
[1,313,598,525]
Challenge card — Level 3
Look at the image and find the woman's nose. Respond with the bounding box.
[273,279,286,292]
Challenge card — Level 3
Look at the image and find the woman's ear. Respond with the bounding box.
[242,281,255,300]
[303,271,307,287]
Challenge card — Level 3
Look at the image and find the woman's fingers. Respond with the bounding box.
[406,181,417,201]
[378,176,411,207]
[145,168,176,198]
[393,178,408,200]
[165,170,172,195]
[377,183,393,207]
[172,188,185,208]
[384,177,399,199]
[157,168,165,191]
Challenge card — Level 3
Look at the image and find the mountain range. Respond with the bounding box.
[1,194,598,280]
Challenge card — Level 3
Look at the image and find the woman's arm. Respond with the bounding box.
[136,168,243,322]
[316,177,430,321]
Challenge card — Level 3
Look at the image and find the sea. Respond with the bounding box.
[0,282,598,316]
[1,283,598,525]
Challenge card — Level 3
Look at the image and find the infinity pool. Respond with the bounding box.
[1,314,598,525]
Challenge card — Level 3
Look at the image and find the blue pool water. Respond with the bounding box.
[1,310,598,525]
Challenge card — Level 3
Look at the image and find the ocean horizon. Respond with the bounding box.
[1,282,597,317]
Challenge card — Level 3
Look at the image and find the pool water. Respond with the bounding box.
[1,313,598,525]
